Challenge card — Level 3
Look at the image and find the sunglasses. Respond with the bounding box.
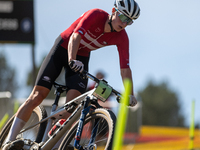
[115,8,133,25]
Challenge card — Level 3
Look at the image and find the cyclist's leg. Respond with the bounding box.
[2,86,49,150]
[2,36,65,150]
[51,89,82,150]
[67,89,82,101]
[60,89,81,119]
[17,86,50,122]
[7,86,49,140]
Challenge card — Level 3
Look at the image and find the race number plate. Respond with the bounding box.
[92,80,112,102]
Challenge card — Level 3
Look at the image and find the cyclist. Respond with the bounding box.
[2,0,140,149]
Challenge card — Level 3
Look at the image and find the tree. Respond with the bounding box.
[138,80,185,127]
[0,51,18,97]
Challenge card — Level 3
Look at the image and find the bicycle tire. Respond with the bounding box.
[0,105,47,147]
[59,108,116,150]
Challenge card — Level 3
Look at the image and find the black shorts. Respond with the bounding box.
[35,35,90,94]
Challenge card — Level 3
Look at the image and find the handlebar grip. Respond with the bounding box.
[81,70,88,75]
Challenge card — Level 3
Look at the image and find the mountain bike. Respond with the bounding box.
[0,70,122,150]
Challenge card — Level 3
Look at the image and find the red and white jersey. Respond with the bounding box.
[61,8,130,68]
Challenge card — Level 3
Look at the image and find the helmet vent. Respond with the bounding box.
[127,0,131,12]
[123,10,129,17]
[131,1,137,18]
[119,0,125,7]
[134,9,140,18]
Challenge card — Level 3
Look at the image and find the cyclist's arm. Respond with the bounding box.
[120,68,134,95]
[68,32,81,62]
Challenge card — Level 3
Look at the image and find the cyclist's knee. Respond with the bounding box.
[66,89,81,102]
[25,86,50,108]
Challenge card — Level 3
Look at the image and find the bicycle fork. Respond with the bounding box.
[74,97,98,150]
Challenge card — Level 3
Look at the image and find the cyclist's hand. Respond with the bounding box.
[69,60,84,73]
[129,95,137,107]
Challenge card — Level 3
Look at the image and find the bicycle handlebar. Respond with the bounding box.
[81,70,122,102]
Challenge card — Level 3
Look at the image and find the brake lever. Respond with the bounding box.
[79,72,88,80]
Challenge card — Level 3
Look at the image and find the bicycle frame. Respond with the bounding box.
[19,71,122,150]
[20,88,96,150]
[74,96,96,149]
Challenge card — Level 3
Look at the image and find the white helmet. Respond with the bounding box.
[114,0,140,20]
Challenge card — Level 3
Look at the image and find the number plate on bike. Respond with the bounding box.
[92,80,112,102]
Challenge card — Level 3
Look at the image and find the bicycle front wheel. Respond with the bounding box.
[0,105,47,147]
[59,108,116,150]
